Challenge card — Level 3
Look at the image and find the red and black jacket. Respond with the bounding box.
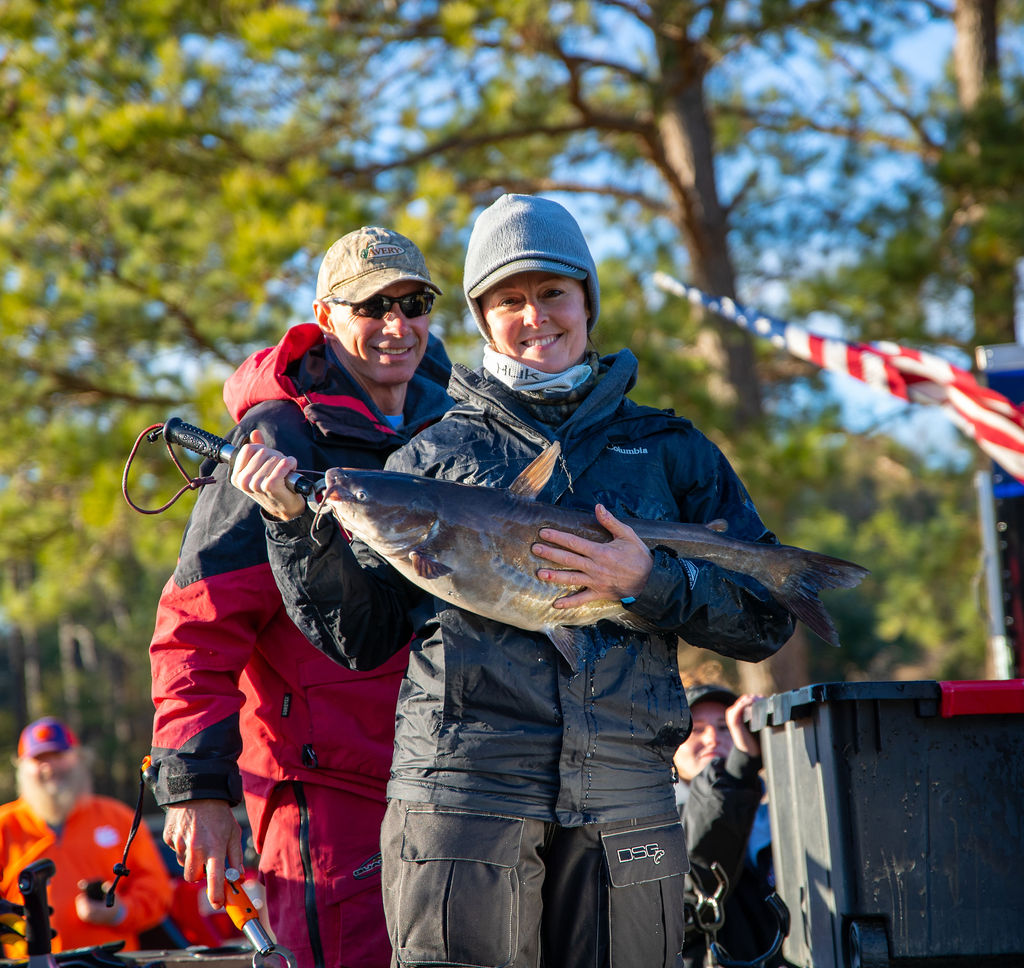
[148,324,451,849]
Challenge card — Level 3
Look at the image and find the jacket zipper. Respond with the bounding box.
[294,780,326,968]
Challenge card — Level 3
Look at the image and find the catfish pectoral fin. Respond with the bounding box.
[610,609,661,636]
[544,624,581,670]
[409,549,453,580]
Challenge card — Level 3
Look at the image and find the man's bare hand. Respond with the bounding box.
[230,429,307,521]
[162,799,244,909]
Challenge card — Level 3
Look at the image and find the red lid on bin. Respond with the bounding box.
[939,679,1024,717]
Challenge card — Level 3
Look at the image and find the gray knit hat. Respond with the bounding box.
[463,194,600,337]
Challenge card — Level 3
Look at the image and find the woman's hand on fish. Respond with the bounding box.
[533,504,653,608]
[230,429,307,521]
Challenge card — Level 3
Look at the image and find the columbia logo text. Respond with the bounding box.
[609,445,649,455]
[616,843,665,865]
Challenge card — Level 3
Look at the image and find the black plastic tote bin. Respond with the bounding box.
[749,680,1024,968]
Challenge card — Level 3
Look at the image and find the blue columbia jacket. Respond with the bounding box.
[266,350,794,827]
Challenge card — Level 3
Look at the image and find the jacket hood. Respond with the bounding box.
[223,323,452,440]
[224,324,326,423]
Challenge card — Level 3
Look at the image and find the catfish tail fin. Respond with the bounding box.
[773,550,870,647]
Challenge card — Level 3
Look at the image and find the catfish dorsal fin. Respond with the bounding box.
[509,441,562,500]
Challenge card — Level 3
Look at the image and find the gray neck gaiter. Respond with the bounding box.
[482,345,593,396]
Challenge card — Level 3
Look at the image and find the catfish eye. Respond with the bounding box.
[354,489,368,502]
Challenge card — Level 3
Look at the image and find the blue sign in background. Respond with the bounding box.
[987,365,1024,499]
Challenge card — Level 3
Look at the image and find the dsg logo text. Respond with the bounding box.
[617,843,666,865]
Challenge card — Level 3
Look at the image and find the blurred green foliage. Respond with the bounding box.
[1,0,1021,799]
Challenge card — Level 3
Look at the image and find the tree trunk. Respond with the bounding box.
[952,0,1017,345]
[3,624,29,731]
[22,623,44,722]
[7,560,46,721]
[736,654,775,697]
[653,24,764,429]
[954,0,999,110]
[58,620,82,729]
[765,626,811,694]
[651,13,805,684]
[734,626,810,697]
[58,619,98,736]
[109,598,137,795]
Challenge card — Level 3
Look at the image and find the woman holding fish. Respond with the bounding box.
[232,194,796,968]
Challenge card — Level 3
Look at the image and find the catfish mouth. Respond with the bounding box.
[320,468,433,554]
[321,468,365,533]
[323,467,358,504]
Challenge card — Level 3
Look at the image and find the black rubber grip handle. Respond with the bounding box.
[18,859,55,956]
[163,416,236,463]
[162,416,314,497]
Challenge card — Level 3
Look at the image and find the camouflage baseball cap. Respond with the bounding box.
[316,226,441,303]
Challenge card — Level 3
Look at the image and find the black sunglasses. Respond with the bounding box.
[325,291,435,319]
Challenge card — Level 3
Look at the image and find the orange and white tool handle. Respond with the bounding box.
[223,870,262,934]
[223,870,297,968]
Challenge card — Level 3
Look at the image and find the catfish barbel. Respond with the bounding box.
[321,442,868,667]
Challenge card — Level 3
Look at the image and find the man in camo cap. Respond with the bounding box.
[149,226,452,968]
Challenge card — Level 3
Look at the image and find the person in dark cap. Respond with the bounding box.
[147,226,452,968]
[0,717,173,955]
[232,193,794,967]
[674,683,795,968]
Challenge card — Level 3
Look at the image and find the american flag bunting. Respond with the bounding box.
[653,272,1024,484]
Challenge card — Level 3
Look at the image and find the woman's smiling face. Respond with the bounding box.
[479,271,589,373]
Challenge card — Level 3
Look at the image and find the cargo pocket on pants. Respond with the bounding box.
[602,819,689,968]
[394,806,524,968]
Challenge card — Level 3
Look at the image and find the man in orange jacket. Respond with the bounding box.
[0,717,173,954]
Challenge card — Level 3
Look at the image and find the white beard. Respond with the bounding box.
[17,754,92,827]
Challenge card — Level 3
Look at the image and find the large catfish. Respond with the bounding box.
[321,442,868,666]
